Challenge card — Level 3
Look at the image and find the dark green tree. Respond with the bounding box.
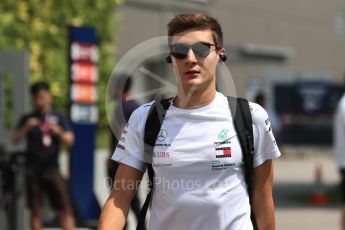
[0,0,122,130]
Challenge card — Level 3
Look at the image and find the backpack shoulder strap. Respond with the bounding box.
[137,98,172,230]
[227,96,257,229]
[143,98,171,163]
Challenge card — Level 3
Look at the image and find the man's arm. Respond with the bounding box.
[251,159,275,230]
[99,163,144,230]
[49,123,74,147]
[12,117,39,143]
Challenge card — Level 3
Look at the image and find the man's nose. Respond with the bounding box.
[185,48,198,64]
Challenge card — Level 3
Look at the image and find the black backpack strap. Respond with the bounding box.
[227,96,258,229]
[136,98,172,230]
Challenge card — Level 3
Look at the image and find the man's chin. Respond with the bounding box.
[181,81,204,93]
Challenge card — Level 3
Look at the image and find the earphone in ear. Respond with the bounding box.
[166,56,172,63]
[219,54,227,62]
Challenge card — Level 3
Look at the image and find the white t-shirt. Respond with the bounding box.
[112,92,281,230]
[334,94,345,168]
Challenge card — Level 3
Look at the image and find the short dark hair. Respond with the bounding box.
[254,92,266,106]
[123,77,132,93]
[167,12,223,48]
[115,74,132,93]
[30,81,50,96]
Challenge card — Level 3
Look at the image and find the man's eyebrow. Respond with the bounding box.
[198,41,213,44]
[170,41,213,45]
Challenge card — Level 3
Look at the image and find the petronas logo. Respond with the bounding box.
[218,129,228,141]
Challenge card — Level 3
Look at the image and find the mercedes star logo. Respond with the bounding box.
[157,129,168,142]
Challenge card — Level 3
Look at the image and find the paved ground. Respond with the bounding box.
[274,147,341,230]
[273,150,339,211]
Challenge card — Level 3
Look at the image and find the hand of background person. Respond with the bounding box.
[48,124,74,146]
[12,117,40,143]
[48,123,64,136]
[25,117,40,129]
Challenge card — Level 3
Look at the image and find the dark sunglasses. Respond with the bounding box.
[169,42,220,60]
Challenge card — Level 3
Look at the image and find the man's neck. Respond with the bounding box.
[173,87,216,109]
[122,92,131,101]
[37,105,51,115]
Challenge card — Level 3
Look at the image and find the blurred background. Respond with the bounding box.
[1,0,345,229]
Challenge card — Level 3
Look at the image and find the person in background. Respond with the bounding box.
[107,76,143,229]
[12,81,75,230]
[334,92,345,230]
[255,91,283,148]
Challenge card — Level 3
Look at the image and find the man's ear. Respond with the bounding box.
[166,55,172,63]
[219,54,227,62]
[218,48,227,62]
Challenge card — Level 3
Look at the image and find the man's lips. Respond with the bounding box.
[184,70,200,75]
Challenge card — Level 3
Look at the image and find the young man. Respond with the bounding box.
[99,13,281,230]
[12,82,75,230]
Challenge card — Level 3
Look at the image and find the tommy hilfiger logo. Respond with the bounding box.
[215,147,231,158]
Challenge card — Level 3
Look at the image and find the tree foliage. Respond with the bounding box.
[0,0,122,128]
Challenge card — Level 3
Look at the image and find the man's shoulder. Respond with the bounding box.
[128,101,155,122]
[220,96,266,120]
[48,110,72,130]
[49,110,68,120]
[248,102,269,125]
[123,99,140,108]
[248,101,264,113]
[19,112,36,120]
